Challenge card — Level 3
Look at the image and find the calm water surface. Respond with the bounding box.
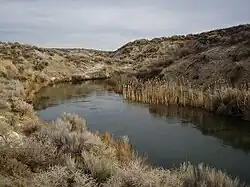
[34,82,250,183]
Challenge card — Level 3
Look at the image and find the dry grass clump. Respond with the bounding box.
[0,175,30,187]
[103,132,132,162]
[21,121,42,136]
[117,79,250,120]
[0,155,32,178]
[0,99,11,110]
[0,79,25,99]
[36,113,103,156]
[11,98,34,117]
[61,113,86,133]
[177,162,244,187]
[33,60,49,71]
[0,113,245,187]
[0,120,11,139]
[0,60,19,79]
[0,137,60,186]
[104,159,169,187]
[37,121,85,155]
[81,151,117,183]
[31,165,97,187]
[1,138,61,172]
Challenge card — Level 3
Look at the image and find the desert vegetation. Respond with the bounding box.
[1,24,250,186]
[112,24,250,89]
[109,24,250,122]
[0,113,245,187]
[114,78,250,120]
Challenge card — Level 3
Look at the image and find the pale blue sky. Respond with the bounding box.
[0,0,249,50]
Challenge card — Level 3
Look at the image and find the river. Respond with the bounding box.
[34,81,250,183]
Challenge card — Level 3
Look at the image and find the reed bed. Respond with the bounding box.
[115,79,250,120]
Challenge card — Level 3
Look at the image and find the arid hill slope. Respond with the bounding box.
[0,42,128,82]
[111,24,250,88]
[1,24,250,88]
[0,25,249,186]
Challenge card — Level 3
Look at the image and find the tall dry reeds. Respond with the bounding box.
[115,79,250,120]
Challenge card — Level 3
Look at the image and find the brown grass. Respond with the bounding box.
[11,98,34,117]
[102,132,132,162]
[0,113,246,187]
[115,78,250,120]
[178,162,244,187]
[1,40,249,186]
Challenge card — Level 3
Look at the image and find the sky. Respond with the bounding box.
[0,0,250,50]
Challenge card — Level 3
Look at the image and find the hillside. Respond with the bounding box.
[111,24,250,88]
[0,42,128,82]
[0,24,250,187]
[0,24,249,118]
[1,24,250,89]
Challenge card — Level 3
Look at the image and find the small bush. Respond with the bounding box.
[37,116,102,155]
[4,80,24,98]
[2,137,62,171]
[31,166,97,187]
[73,171,98,187]
[0,100,11,110]
[11,99,34,116]
[94,56,106,62]
[0,60,19,79]
[0,155,31,178]
[21,121,41,136]
[0,120,10,138]
[104,58,113,64]
[37,126,84,155]
[177,162,244,187]
[177,47,192,58]
[61,113,86,133]
[81,151,117,183]
[103,132,132,162]
[104,159,171,187]
[33,61,49,71]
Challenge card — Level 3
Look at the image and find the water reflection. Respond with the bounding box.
[34,82,250,153]
[35,82,250,183]
[33,81,107,110]
[148,104,250,152]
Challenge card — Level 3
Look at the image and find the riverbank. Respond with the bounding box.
[1,82,246,187]
[112,77,250,120]
[0,48,246,187]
